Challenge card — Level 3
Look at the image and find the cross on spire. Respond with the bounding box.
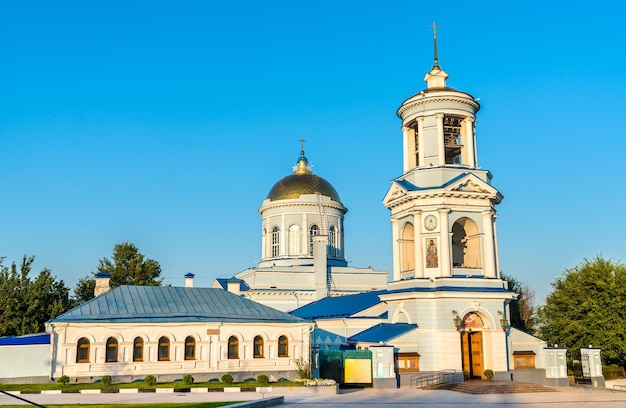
[299,137,306,154]
[430,21,440,68]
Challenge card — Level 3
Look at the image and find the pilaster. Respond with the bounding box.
[482,210,496,278]
[436,114,445,166]
[438,208,451,276]
[413,211,424,278]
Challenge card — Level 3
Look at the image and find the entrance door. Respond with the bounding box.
[461,331,483,379]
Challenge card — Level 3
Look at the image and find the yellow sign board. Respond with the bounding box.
[344,359,372,383]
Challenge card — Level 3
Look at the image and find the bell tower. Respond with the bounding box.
[383,25,503,282]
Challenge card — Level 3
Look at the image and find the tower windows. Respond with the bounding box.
[443,116,463,165]
[309,224,320,255]
[329,225,337,257]
[452,218,482,269]
[271,226,280,257]
[399,223,415,275]
[288,224,301,255]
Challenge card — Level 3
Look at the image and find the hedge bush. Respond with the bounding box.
[145,375,157,386]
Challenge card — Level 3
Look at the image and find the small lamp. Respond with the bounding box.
[499,314,508,331]
[453,314,462,330]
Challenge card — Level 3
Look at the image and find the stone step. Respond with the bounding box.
[428,381,557,394]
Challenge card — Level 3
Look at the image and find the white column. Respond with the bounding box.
[464,118,476,168]
[438,209,451,276]
[417,118,425,169]
[280,214,286,256]
[482,210,496,278]
[436,114,445,166]
[302,213,308,256]
[493,214,501,279]
[402,126,411,172]
[261,218,267,259]
[413,211,424,278]
[391,219,401,281]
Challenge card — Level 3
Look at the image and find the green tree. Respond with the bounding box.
[73,243,162,304]
[72,276,96,305]
[0,255,71,336]
[98,242,162,287]
[537,255,626,366]
[502,273,536,333]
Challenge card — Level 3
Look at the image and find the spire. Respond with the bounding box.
[424,22,448,89]
[294,138,312,175]
[431,21,440,69]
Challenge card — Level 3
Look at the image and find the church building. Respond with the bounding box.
[214,148,388,312]
[291,32,551,383]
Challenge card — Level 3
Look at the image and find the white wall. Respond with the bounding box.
[0,344,50,381]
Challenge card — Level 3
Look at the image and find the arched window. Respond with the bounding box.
[452,218,482,269]
[228,336,239,359]
[329,225,337,257]
[133,337,144,362]
[253,335,264,358]
[105,337,118,362]
[309,224,320,255]
[288,224,300,255]
[158,336,170,361]
[400,223,415,273]
[272,226,280,257]
[76,337,90,363]
[185,336,196,360]
[278,335,288,357]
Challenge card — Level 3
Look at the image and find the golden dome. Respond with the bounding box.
[267,152,341,202]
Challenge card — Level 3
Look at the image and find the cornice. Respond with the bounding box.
[385,190,500,210]
[260,201,347,213]
[397,95,480,118]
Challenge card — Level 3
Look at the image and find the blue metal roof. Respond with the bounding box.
[0,333,50,346]
[50,286,303,324]
[215,278,250,292]
[348,323,418,343]
[291,291,385,320]
[385,286,513,295]
[394,173,469,192]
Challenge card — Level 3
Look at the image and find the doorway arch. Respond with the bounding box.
[460,312,486,379]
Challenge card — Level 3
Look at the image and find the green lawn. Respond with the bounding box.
[0,380,302,392]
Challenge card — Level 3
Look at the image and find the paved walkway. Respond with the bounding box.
[1,386,626,407]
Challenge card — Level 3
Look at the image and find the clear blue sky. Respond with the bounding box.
[2,1,625,303]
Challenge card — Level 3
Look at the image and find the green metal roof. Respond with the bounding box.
[50,285,304,324]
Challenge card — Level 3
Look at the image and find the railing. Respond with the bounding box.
[410,369,460,388]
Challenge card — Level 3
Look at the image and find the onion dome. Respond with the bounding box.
[267,151,341,202]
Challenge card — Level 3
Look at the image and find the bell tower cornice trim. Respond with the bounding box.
[397,95,480,118]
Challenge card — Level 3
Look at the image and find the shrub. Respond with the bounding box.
[603,365,626,380]
[182,374,194,385]
[57,375,70,385]
[101,375,113,386]
[145,375,157,386]
[257,374,269,384]
[221,373,234,384]
[462,370,470,380]
[483,369,494,379]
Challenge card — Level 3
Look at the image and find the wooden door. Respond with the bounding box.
[470,332,483,378]
[461,332,470,374]
[460,331,483,379]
